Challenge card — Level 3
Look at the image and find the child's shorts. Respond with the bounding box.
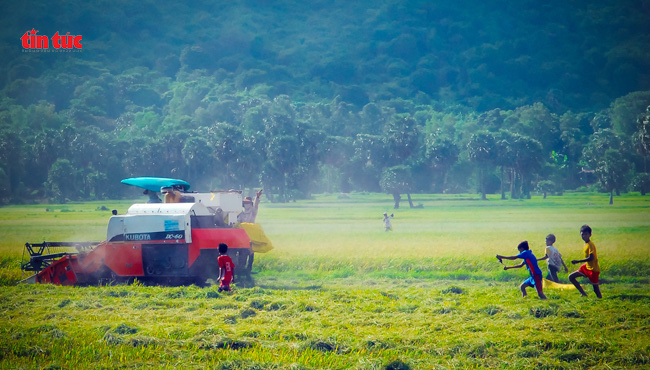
[218,283,231,292]
[523,276,542,287]
[578,264,600,284]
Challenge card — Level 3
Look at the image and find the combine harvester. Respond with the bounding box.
[21,177,271,286]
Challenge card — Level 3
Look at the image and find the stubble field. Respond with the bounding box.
[0,192,648,369]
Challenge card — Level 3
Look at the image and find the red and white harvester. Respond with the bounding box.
[21,178,257,286]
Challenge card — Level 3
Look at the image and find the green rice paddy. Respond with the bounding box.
[0,192,648,368]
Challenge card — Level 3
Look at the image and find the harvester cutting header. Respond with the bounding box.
[20,177,273,286]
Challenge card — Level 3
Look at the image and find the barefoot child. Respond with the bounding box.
[497,241,547,299]
[537,234,568,283]
[569,225,602,298]
[217,243,235,292]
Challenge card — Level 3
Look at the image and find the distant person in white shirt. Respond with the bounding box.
[383,212,394,232]
[537,234,568,283]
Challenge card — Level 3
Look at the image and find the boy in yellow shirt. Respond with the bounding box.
[568,225,602,298]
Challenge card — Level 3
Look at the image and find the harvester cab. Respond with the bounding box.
[21,178,255,286]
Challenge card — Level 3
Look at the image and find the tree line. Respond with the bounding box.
[1,82,649,205]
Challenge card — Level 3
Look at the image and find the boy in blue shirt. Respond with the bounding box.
[497,241,548,299]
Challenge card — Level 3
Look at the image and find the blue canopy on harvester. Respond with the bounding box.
[121,177,191,192]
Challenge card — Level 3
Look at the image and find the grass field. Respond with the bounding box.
[0,192,649,369]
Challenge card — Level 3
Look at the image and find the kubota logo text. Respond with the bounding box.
[21,29,82,51]
[125,234,151,241]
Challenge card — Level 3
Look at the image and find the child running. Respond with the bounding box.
[569,225,602,298]
[537,234,568,283]
[217,243,235,292]
[497,241,547,299]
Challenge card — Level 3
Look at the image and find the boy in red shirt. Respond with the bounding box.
[217,243,235,292]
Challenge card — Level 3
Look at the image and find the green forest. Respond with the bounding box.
[1,0,650,204]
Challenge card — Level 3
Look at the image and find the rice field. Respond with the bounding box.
[0,192,648,369]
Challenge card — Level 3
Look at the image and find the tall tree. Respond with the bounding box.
[422,131,459,192]
[467,131,497,200]
[596,149,632,204]
[231,133,265,191]
[381,114,421,204]
[159,131,191,179]
[504,103,561,154]
[635,106,650,172]
[383,114,419,166]
[182,136,213,185]
[319,136,353,193]
[46,159,77,203]
[346,134,387,192]
[494,130,517,199]
[582,129,632,202]
[510,134,545,199]
[0,129,25,197]
[558,112,592,189]
[212,123,245,187]
[610,91,650,136]
[380,165,414,209]
[263,135,300,202]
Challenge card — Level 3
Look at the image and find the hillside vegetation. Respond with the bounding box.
[1,0,650,203]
